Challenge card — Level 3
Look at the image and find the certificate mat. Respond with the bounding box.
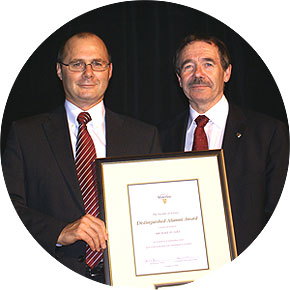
[96,150,237,288]
[128,179,209,276]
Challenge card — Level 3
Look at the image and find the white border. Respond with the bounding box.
[1,1,289,290]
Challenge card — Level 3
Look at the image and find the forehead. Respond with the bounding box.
[180,41,220,62]
[63,35,109,61]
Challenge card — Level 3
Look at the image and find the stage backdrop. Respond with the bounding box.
[1,1,287,152]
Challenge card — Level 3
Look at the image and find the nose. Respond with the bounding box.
[83,64,94,78]
[194,64,204,78]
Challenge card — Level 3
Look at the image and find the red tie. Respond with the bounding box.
[75,112,103,269]
[192,115,209,151]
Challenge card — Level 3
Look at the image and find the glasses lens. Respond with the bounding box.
[69,62,85,72]
[91,61,108,71]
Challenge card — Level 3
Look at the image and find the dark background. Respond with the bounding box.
[1,1,288,153]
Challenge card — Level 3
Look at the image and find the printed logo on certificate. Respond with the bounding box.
[128,179,209,276]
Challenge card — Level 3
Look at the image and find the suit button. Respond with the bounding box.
[78,255,85,263]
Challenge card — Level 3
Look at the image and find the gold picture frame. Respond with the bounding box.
[96,150,237,288]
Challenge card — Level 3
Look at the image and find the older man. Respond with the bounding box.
[158,34,289,255]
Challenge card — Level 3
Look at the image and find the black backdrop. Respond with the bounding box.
[1,1,288,153]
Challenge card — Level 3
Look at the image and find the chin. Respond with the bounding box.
[78,92,99,99]
[189,94,211,102]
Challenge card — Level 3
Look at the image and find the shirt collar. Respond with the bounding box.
[64,99,105,128]
[188,95,229,129]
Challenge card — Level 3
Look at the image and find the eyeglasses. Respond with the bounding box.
[60,60,111,72]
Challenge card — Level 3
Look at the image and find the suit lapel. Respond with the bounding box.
[174,111,188,151]
[222,103,248,169]
[162,110,188,152]
[42,106,84,212]
[105,109,125,157]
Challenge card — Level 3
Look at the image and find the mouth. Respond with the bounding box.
[78,84,96,88]
[189,84,210,90]
[190,84,208,87]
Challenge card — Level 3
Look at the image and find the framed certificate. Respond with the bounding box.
[96,150,237,288]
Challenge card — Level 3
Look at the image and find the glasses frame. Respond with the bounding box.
[59,60,111,72]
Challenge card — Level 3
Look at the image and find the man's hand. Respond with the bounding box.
[57,214,108,251]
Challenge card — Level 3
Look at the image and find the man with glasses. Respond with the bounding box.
[2,32,161,282]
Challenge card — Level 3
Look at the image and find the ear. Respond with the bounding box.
[224,64,232,83]
[108,62,113,80]
[176,73,182,87]
[56,63,63,80]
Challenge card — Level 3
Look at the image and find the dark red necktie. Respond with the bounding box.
[75,112,103,269]
[192,115,209,151]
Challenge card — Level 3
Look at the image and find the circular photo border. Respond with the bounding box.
[1,1,289,290]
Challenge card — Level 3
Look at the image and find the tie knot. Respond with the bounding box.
[195,115,209,128]
[77,112,92,125]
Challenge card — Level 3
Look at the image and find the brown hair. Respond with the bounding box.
[174,34,231,75]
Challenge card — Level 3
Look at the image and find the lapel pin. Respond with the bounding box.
[236,132,242,138]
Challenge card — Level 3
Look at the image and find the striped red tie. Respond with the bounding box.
[75,112,103,269]
[192,115,209,151]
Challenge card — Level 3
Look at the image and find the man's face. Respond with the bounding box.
[56,35,112,110]
[177,41,231,113]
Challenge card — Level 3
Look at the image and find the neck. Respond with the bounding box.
[189,95,223,114]
[66,97,104,111]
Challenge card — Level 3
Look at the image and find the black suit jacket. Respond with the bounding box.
[2,105,161,276]
[158,103,289,254]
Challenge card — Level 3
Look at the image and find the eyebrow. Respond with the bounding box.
[180,59,194,68]
[180,57,217,68]
[69,58,107,63]
[202,57,216,64]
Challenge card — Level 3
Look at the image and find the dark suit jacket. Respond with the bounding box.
[158,103,289,254]
[2,105,161,276]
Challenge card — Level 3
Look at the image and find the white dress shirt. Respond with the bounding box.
[184,95,229,151]
[65,100,106,158]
